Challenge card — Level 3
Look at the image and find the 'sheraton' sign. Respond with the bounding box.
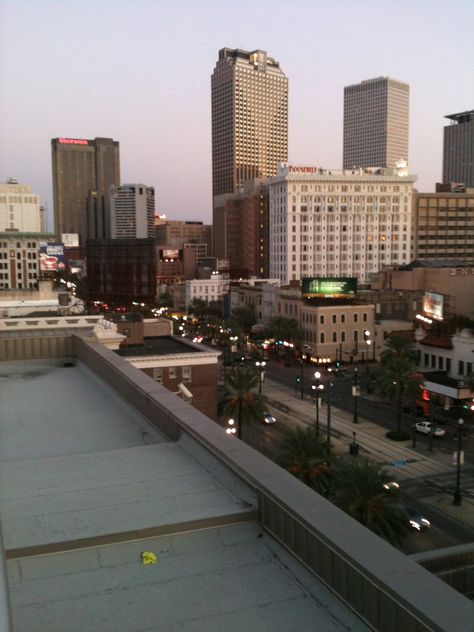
[302,277,358,298]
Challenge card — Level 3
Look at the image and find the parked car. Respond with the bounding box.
[414,421,446,437]
[262,412,276,425]
[406,506,431,531]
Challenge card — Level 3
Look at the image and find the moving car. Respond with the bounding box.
[406,506,431,531]
[383,480,400,492]
[262,412,276,425]
[414,421,446,437]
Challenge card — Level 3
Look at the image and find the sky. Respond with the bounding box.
[0,0,473,230]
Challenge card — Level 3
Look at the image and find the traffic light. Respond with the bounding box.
[336,360,340,368]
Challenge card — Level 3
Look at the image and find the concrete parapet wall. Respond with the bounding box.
[66,336,474,631]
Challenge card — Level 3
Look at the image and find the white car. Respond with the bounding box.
[262,412,276,425]
[414,421,446,437]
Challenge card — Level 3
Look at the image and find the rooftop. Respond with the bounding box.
[116,336,215,357]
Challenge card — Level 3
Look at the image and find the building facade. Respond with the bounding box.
[0,233,54,291]
[413,190,474,261]
[51,137,120,244]
[110,184,155,239]
[214,179,270,277]
[343,77,409,170]
[442,110,474,188]
[0,178,41,232]
[86,238,156,304]
[155,220,213,261]
[211,48,288,198]
[185,276,230,309]
[268,163,416,285]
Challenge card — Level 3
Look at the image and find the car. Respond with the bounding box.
[383,480,400,492]
[406,506,431,531]
[414,421,446,437]
[262,412,276,425]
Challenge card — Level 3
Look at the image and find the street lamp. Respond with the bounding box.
[311,371,324,434]
[225,418,237,437]
[255,360,266,394]
[229,336,238,366]
[326,381,333,455]
[352,367,360,424]
[453,418,464,506]
[364,330,371,374]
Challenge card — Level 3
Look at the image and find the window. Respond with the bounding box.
[320,332,325,343]
[458,360,464,375]
[332,314,337,324]
[169,367,177,379]
[353,313,358,323]
[320,315,324,325]
[354,330,358,341]
[182,366,192,382]
[341,314,345,324]
[431,355,436,369]
[446,358,451,372]
[152,368,162,383]
[341,331,346,342]
[363,313,367,322]
[424,353,429,367]
[438,357,444,370]
[332,331,337,342]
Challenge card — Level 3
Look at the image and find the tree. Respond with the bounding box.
[187,298,211,320]
[330,458,411,546]
[218,366,267,439]
[229,306,257,337]
[267,316,301,345]
[277,425,331,496]
[377,335,422,439]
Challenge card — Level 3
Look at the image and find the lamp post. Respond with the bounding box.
[255,360,266,394]
[225,418,237,437]
[326,381,333,455]
[352,367,360,424]
[311,371,324,434]
[229,335,238,366]
[453,418,464,506]
[364,330,371,374]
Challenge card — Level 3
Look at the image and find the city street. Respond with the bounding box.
[219,358,474,555]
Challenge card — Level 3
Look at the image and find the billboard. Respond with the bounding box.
[423,291,444,321]
[61,233,80,247]
[39,243,66,272]
[160,249,181,261]
[302,277,357,299]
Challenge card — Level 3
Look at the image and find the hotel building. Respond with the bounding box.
[268,163,416,284]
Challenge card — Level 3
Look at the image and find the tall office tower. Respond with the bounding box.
[51,137,120,244]
[442,110,474,188]
[0,178,41,232]
[110,184,155,239]
[268,163,416,285]
[211,48,288,198]
[343,77,409,169]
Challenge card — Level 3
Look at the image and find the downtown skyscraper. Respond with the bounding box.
[211,48,288,197]
[343,77,409,170]
[442,110,474,188]
[51,137,120,245]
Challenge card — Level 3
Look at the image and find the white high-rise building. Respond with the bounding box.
[110,184,155,239]
[0,178,41,232]
[268,163,416,285]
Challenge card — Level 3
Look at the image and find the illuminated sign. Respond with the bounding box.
[302,277,357,299]
[160,249,180,261]
[39,242,65,272]
[422,291,444,321]
[288,165,319,173]
[58,138,89,145]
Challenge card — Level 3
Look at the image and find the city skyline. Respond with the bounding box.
[0,0,473,229]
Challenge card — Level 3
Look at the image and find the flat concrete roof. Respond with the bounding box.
[0,359,365,631]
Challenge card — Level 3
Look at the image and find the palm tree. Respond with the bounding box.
[277,426,331,496]
[218,366,266,439]
[330,458,410,546]
[377,335,422,439]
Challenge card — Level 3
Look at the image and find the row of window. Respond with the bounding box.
[152,366,192,382]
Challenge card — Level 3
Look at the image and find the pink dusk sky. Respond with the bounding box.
[0,0,473,230]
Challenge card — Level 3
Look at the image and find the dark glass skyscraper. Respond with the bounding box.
[443,111,474,188]
[51,137,120,244]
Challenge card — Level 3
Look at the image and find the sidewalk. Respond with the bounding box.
[263,378,474,531]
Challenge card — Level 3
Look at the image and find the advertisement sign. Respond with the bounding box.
[61,233,80,247]
[423,291,444,321]
[160,249,180,261]
[39,243,66,272]
[302,277,357,299]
